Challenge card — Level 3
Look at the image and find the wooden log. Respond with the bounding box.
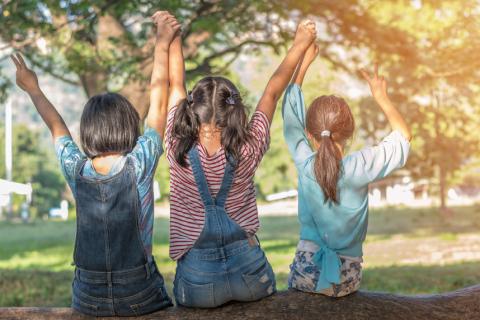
[1,286,480,320]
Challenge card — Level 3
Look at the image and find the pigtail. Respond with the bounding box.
[221,93,249,164]
[171,76,251,168]
[172,98,200,167]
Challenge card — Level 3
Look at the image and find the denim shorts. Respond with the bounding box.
[174,239,276,308]
[72,260,172,316]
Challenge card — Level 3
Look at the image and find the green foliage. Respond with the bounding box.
[353,2,480,207]
[0,0,289,98]
[2,1,480,204]
[0,124,65,217]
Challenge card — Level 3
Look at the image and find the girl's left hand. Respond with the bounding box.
[360,64,389,102]
[11,53,40,94]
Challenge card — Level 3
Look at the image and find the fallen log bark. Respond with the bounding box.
[1,286,480,320]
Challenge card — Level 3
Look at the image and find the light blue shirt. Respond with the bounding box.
[55,127,163,258]
[282,84,410,291]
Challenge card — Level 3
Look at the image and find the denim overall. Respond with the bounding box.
[71,158,172,317]
[173,147,276,308]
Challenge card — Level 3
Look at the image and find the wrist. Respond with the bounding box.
[374,93,390,104]
[155,39,170,51]
[27,87,42,96]
[291,41,310,52]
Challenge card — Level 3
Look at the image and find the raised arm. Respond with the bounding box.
[360,64,412,141]
[292,43,319,86]
[147,11,181,137]
[256,20,317,123]
[168,33,186,109]
[11,53,70,140]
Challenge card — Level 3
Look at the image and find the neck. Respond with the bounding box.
[199,123,222,156]
[199,135,222,157]
[91,153,123,175]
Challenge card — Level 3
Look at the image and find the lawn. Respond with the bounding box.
[1,205,480,307]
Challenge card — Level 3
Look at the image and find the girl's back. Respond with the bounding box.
[294,127,409,252]
[166,103,270,259]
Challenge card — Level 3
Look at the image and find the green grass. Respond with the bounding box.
[1,205,480,306]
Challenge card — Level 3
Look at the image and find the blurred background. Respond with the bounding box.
[1,0,480,307]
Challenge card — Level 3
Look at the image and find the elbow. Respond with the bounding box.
[263,89,281,105]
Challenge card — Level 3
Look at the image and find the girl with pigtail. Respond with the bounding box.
[164,18,317,308]
[283,43,412,297]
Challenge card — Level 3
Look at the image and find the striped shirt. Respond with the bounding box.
[166,106,270,260]
[55,127,163,259]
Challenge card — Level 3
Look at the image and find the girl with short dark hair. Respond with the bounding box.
[11,11,180,316]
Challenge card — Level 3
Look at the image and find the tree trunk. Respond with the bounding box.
[1,286,480,320]
[439,163,447,210]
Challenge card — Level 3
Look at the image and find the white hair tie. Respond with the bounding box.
[320,130,331,137]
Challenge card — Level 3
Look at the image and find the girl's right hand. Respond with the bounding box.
[11,53,40,94]
[360,64,389,103]
[293,20,317,50]
[151,11,181,45]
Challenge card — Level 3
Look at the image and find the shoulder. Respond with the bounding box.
[128,126,163,173]
[250,110,270,129]
[54,135,85,162]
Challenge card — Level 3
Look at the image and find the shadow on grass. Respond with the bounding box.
[2,262,480,307]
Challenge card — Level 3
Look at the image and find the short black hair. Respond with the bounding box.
[80,92,140,158]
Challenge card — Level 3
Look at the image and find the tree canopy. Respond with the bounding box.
[1,0,480,209]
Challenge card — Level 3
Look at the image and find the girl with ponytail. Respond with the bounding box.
[283,43,412,297]
[165,20,317,307]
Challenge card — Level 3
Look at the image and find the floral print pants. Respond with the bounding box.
[288,244,362,297]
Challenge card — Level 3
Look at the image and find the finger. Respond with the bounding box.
[359,69,371,82]
[10,55,21,69]
[152,11,170,21]
[16,53,27,68]
[151,11,165,19]
[374,63,379,78]
[169,21,181,29]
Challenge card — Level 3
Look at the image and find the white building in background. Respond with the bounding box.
[49,200,69,220]
[368,172,480,208]
[0,179,32,218]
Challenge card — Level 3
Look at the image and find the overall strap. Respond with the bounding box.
[214,154,237,207]
[188,146,215,207]
[187,146,237,208]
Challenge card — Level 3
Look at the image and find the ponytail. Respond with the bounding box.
[314,134,343,204]
[306,95,355,204]
[171,98,200,167]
